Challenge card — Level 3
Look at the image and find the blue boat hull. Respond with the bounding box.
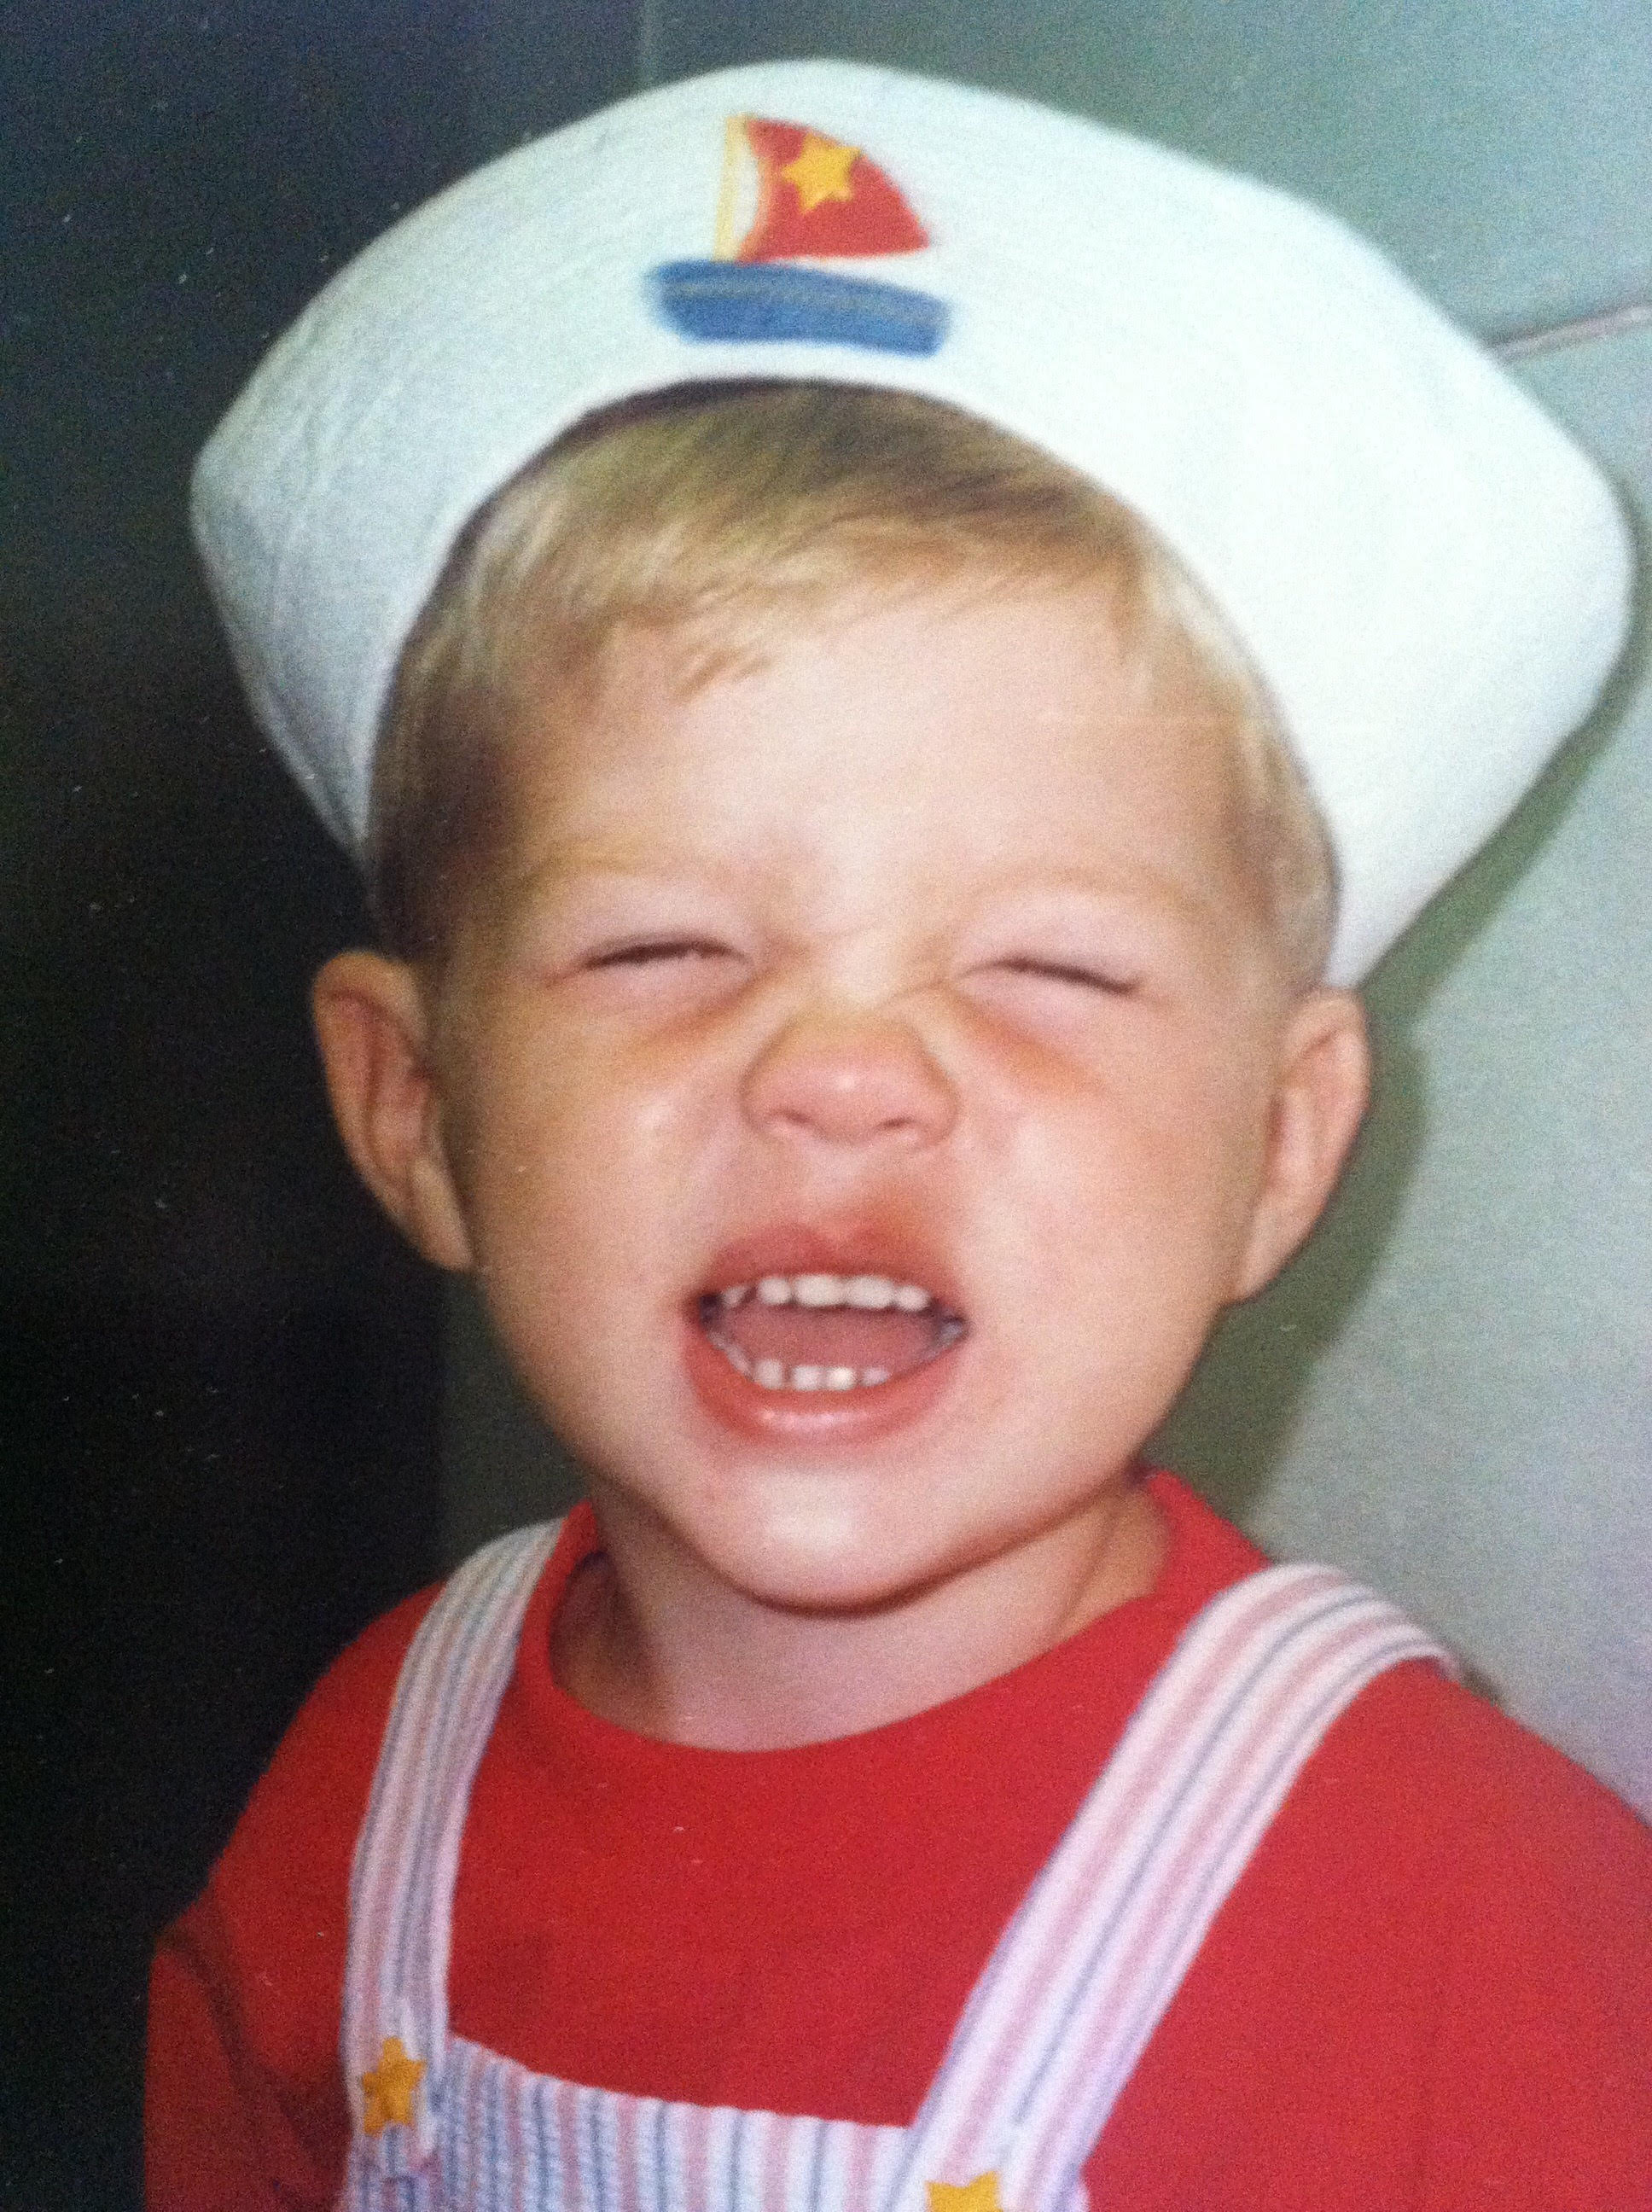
[649,259,949,358]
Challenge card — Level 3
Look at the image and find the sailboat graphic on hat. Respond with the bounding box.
[650,115,950,357]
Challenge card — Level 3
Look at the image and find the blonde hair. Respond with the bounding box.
[369,383,1335,983]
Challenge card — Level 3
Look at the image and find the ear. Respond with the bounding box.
[1231,987,1371,1301]
[311,950,474,1272]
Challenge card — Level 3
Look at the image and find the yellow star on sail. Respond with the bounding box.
[781,131,859,213]
[360,2034,425,2135]
[927,2175,1006,2212]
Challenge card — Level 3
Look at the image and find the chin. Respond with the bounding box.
[696,1484,947,1615]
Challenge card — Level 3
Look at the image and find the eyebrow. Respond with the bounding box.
[497,841,770,935]
[497,830,1243,961]
[506,837,696,891]
[963,861,1239,932]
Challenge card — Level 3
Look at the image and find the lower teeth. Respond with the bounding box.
[702,1311,963,1394]
[751,1354,888,1392]
[710,1336,895,1392]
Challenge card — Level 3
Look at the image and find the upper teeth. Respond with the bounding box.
[722,1273,934,1312]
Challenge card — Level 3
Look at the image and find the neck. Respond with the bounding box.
[551,1481,1167,1750]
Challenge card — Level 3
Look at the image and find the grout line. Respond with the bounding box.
[634,0,664,90]
[1492,301,1652,363]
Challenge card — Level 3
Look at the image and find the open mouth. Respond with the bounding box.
[695,1271,968,1394]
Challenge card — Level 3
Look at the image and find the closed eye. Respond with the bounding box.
[585,938,736,969]
[995,956,1138,995]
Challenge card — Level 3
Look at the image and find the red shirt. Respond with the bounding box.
[148,1473,1651,2209]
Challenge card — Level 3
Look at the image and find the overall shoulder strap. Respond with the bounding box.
[893,1563,1452,2212]
[338,1519,562,2195]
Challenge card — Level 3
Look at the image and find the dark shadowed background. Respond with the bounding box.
[2,6,637,2201]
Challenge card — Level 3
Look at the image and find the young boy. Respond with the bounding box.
[148,60,1649,2212]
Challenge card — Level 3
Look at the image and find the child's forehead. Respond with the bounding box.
[501,585,1248,903]
[522,575,1172,769]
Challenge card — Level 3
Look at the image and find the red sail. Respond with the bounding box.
[735,118,929,263]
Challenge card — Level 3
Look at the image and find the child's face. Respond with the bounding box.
[420,581,1348,1615]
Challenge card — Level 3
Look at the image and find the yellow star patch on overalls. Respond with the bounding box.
[360,2034,425,2134]
[927,2176,1005,2212]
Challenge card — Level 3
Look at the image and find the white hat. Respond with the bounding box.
[193,58,1631,982]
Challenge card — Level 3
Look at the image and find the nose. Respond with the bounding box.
[741,1008,957,1151]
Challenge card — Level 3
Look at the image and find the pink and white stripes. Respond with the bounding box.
[893,1565,1451,2212]
[340,1520,562,2199]
[336,1527,1448,2212]
[435,2041,910,2212]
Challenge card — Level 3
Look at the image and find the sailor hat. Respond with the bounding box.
[193,58,1632,982]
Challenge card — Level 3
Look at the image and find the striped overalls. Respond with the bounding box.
[337,1523,1446,2212]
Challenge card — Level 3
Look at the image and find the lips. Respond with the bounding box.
[698,1272,965,1392]
[683,1227,969,1437]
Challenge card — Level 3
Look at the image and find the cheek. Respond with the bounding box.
[456,1017,712,1295]
[1005,1036,1274,1280]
